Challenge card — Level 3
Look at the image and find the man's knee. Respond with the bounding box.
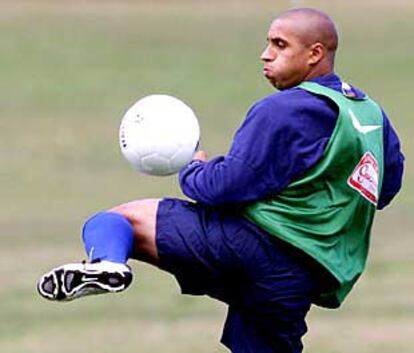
[108,198,161,265]
[109,199,160,226]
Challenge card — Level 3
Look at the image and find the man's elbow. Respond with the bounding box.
[377,185,403,210]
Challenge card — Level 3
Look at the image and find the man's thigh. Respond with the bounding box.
[155,198,246,302]
[155,196,316,300]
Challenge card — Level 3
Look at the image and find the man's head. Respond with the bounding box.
[261,8,338,90]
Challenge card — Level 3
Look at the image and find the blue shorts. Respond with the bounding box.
[156,198,319,353]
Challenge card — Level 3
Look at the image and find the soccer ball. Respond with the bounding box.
[119,94,200,176]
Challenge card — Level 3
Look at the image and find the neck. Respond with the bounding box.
[304,64,334,82]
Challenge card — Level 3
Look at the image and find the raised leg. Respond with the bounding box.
[37,198,161,301]
[108,198,160,266]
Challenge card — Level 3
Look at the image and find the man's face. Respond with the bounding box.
[261,18,312,90]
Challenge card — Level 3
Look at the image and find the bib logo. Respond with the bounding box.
[348,152,379,205]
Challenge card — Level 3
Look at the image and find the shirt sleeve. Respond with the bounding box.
[179,90,337,206]
[377,111,405,209]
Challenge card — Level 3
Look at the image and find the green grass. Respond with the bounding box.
[0,1,413,352]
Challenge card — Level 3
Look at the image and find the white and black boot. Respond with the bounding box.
[37,261,133,301]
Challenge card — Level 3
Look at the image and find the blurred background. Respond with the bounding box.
[0,0,412,352]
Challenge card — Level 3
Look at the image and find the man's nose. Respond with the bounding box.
[260,44,275,62]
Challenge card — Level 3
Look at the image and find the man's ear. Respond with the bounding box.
[308,42,325,65]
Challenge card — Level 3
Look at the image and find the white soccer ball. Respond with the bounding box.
[119,94,200,176]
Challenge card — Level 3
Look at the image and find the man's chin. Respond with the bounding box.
[268,79,286,91]
[264,74,294,90]
[264,76,279,89]
[264,76,286,90]
[271,79,297,91]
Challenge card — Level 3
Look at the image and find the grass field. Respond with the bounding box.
[0,1,413,352]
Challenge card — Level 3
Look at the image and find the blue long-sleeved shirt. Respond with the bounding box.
[179,74,404,210]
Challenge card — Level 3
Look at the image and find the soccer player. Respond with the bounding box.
[38,8,404,353]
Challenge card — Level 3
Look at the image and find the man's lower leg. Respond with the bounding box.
[37,212,135,301]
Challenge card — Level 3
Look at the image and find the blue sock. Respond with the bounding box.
[81,212,134,264]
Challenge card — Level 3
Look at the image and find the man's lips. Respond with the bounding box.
[262,67,272,77]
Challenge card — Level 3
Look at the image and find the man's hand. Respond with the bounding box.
[194,150,208,162]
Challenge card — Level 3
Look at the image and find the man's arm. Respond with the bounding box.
[377,112,404,209]
[179,92,337,206]
[179,154,271,206]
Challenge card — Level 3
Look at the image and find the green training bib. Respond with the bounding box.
[244,82,384,308]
